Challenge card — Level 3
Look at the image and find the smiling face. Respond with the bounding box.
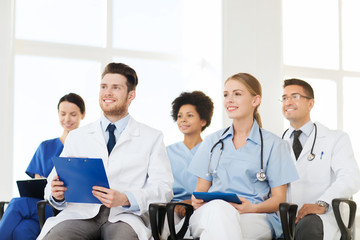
[282,84,314,129]
[177,104,206,136]
[99,73,135,122]
[223,79,260,121]
[58,101,84,133]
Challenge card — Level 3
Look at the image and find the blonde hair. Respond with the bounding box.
[225,73,262,128]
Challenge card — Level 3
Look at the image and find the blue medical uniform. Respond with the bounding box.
[167,142,200,202]
[0,138,63,240]
[188,121,299,238]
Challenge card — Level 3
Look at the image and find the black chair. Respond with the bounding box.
[0,201,9,220]
[36,200,60,229]
[279,203,298,240]
[332,198,357,240]
[149,202,195,240]
[149,202,295,240]
[279,198,357,240]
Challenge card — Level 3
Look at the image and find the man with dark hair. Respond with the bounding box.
[38,62,174,240]
[281,78,360,239]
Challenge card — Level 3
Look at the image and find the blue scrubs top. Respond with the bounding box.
[26,138,63,178]
[188,121,299,238]
[167,142,200,202]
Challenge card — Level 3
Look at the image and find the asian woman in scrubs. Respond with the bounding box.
[188,73,299,240]
[0,93,85,240]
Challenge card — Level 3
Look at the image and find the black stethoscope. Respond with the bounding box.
[207,126,266,182]
[281,123,317,161]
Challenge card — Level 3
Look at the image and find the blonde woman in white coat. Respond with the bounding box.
[281,78,360,240]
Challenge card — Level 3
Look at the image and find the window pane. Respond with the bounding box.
[113,57,222,145]
[13,56,101,194]
[113,0,182,54]
[342,0,360,72]
[282,0,339,69]
[306,79,337,129]
[343,77,360,202]
[15,0,106,47]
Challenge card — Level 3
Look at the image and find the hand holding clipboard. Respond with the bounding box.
[52,157,110,204]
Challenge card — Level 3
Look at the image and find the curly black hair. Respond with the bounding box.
[171,91,214,131]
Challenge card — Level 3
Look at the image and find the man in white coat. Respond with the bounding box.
[281,78,360,240]
[37,62,174,240]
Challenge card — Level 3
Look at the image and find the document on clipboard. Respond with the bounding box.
[52,157,110,204]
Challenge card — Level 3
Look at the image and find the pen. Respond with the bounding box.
[320,151,324,159]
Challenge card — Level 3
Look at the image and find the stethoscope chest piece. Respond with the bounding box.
[256,170,266,181]
[308,153,315,161]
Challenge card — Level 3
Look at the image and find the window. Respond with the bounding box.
[283,0,360,203]
[13,0,222,195]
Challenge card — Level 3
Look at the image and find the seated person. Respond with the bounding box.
[281,78,360,240]
[0,93,85,240]
[37,62,173,240]
[188,73,299,239]
[164,91,213,237]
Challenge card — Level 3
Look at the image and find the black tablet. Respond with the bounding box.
[193,192,242,204]
[16,178,47,199]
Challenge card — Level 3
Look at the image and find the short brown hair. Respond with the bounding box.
[102,63,138,92]
[283,78,314,99]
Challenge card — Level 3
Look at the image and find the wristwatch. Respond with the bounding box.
[316,200,329,212]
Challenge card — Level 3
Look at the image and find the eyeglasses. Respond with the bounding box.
[280,93,312,102]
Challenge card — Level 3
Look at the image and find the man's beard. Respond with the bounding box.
[101,103,127,117]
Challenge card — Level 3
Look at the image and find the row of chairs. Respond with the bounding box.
[0,198,356,240]
[149,198,357,240]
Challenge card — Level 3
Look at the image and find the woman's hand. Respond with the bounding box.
[230,197,257,214]
[51,175,67,202]
[191,194,206,210]
[92,186,130,208]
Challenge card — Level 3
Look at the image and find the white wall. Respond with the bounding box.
[0,0,14,200]
[222,0,283,134]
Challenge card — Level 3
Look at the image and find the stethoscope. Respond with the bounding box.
[281,123,317,161]
[207,126,267,182]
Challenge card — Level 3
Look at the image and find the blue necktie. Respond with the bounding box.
[107,124,116,155]
[293,130,302,160]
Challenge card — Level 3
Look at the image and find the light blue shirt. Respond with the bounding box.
[188,121,299,238]
[288,120,314,147]
[167,141,200,202]
[100,113,130,143]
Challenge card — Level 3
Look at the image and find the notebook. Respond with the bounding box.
[16,178,47,199]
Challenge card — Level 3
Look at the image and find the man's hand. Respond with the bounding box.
[296,203,326,223]
[51,175,67,202]
[92,186,130,208]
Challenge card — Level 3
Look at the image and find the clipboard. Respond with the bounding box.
[17,178,47,199]
[193,192,242,204]
[52,157,110,204]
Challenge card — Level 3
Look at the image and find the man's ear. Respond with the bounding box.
[128,90,136,101]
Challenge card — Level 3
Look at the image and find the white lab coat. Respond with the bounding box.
[37,116,174,240]
[283,122,360,240]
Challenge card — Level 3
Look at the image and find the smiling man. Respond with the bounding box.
[281,78,360,240]
[37,62,174,240]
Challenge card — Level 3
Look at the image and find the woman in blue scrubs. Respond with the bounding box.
[167,91,214,216]
[188,73,299,239]
[0,93,85,240]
